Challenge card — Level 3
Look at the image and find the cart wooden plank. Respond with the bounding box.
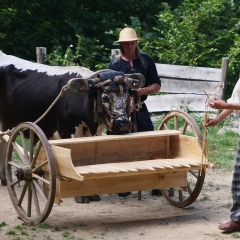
[40,145,84,181]
[48,130,181,145]
[56,170,188,199]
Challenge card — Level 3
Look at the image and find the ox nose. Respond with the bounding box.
[112,118,131,134]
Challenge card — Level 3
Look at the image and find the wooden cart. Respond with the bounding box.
[3,110,212,225]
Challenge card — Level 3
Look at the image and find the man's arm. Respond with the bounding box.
[137,83,160,96]
[205,109,233,126]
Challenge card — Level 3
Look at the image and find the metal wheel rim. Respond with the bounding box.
[157,110,205,207]
[5,122,56,224]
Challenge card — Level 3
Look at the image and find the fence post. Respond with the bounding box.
[36,47,47,64]
[219,57,230,100]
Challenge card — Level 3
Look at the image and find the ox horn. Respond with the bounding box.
[67,78,90,92]
[124,73,145,89]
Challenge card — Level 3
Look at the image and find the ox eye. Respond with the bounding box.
[102,96,110,103]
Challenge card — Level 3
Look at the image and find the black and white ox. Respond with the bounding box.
[0,51,144,192]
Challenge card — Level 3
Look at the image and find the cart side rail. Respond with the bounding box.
[38,145,84,181]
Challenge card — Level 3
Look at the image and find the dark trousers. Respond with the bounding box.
[136,103,154,132]
[231,141,240,221]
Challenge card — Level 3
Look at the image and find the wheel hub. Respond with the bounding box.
[15,166,32,181]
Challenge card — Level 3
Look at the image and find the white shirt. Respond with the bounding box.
[227,78,240,115]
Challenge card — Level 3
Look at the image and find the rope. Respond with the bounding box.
[201,84,221,175]
[134,97,143,111]
[201,92,210,176]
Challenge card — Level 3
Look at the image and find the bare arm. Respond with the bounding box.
[208,97,240,110]
[137,83,160,96]
[204,97,239,126]
[205,109,233,126]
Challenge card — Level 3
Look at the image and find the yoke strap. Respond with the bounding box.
[98,71,124,81]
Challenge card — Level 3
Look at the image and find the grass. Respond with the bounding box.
[0,221,6,227]
[3,222,85,240]
[207,128,239,170]
[232,232,240,238]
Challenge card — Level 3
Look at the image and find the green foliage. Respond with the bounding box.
[62,231,71,238]
[6,229,16,235]
[0,221,6,227]
[1,0,240,97]
[143,0,237,65]
[139,0,240,98]
[45,36,109,70]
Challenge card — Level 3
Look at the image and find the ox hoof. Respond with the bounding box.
[88,195,101,201]
[74,195,101,204]
[1,178,6,186]
[74,196,89,204]
[118,192,131,197]
[151,189,162,196]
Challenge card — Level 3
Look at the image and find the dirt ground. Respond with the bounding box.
[0,168,237,240]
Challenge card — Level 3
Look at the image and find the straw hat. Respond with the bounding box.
[115,28,141,43]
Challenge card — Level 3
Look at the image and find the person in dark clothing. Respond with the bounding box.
[108,27,161,196]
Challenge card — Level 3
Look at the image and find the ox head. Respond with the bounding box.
[67,70,145,134]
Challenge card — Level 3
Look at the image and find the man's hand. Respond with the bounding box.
[136,88,145,96]
[203,118,220,127]
[208,97,228,109]
[136,83,160,96]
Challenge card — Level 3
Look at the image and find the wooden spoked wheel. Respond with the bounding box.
[5,122,56,224]
[157,110,205,207]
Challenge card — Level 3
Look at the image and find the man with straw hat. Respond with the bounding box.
[108,27,161,197]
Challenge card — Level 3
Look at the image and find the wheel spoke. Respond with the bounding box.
[187,182,193,194]
[163,123,169,130]
[189,170,198,179]
[27,185,32,217]
[29,129,35,162]
[178,190,183,201]
[169,188,174,197]
[32,173,50,185]
[33,160,48,173]
[33,179,48,203]
[30,182,41,215]
[182,120,188,134]
[10,179,22,187]
[31,142,42,168]
[174,116,178,130]
[18,181,29,206]
[8,161,22,169]
[12,142,27,163]
[19,130,29,163]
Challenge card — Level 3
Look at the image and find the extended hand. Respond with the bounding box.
[208,97,228,109]
[203,118,220,127]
